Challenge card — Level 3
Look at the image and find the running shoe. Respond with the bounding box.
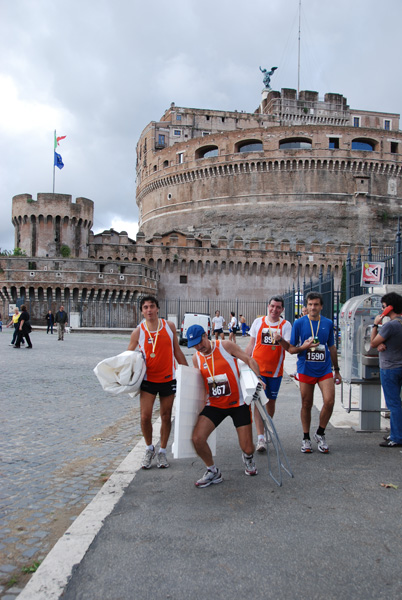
[156,452,170,468]
[242,454,258,476]
[379,439,402,447]
[301,439,313,453]
[256,438,267,453]
[141,447,155,469]
[314,433,329,453]
[383,435,391,441]
[195,468,223,488]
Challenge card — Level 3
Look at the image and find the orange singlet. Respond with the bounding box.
[251,317,288,377]
[195,340,244,409]
[138,319,175,382]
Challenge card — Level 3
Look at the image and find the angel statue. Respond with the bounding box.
[259,66,278,90]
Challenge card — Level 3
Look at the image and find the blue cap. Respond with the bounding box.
[187,324,205,348]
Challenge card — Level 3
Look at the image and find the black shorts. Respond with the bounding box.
[214,328,224,335]
[200,404,252,428]
[140,379,176,397]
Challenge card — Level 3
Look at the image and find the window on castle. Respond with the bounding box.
[384,120,390,130]
[180,275,187,284]
[99,264,104,273]
[28,261,37,270]
[352,139,375,151]
[177,152,184,164]
[353,117,360,127]
[236,140,263,153]
[195,145,219,159]
[176,114,182,121]
[163,160,169,167]
[329,138,339,149]
[391,142,398,154]
[279,139,312,150]
[158,134,165,146]
[174,130,181,136]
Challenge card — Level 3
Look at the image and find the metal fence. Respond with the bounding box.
[10,297,269,331]
[346,226,402,300]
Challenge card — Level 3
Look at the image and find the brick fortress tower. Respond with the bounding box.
[12,193,94,258]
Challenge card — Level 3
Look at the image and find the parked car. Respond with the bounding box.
[179,312,211,345]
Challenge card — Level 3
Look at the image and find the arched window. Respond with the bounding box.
[235,140,263,153]
[195,145,219,159]
[280,138,312,149]
[351,139,376,151]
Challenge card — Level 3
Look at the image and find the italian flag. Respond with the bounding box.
[54,132,66,149]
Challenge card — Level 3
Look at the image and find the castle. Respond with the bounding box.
[1,86,401,324]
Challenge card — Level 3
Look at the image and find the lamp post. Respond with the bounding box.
[296,251,301,318]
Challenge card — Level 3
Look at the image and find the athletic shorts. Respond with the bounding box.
[140,379,176,397]
[214,328,224,335]
[261,375,282,400]
[297,372,333,385]
[200,403,252,428]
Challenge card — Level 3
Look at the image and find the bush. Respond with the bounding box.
[60,244,71,258]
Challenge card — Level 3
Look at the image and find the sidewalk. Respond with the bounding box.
[17,343,402,600]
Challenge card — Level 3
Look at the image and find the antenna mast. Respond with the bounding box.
[297,0,301,95]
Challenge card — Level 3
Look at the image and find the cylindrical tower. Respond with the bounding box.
[12,193,94,258]
[136,90,402,247]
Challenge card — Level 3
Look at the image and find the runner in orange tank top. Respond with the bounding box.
[188,325,265,488]
[245,296,291,453]
[128,296,187,470]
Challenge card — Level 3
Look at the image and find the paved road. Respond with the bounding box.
[1,331,397,599]
[0,330,194,598]
[48,370,402,600]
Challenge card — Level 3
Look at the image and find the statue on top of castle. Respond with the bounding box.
[259,65,278,90]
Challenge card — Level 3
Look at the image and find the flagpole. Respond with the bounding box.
[53,130,56,193]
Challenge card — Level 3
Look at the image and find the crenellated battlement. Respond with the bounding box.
[12,193,94,259]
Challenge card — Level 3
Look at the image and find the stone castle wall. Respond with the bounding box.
[136,124,402,246]
[12,193,94,258]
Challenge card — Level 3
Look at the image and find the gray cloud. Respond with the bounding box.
[1,0,401,250]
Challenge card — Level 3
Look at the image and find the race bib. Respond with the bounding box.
[261,328,278,346]
[207,374,231,398]
[306,345,326,362]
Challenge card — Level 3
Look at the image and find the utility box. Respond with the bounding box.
[339,294,383,431]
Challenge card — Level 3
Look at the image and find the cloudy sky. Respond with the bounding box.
[1,0,401,251]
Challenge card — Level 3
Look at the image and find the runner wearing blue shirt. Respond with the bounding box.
[289,292,342,454]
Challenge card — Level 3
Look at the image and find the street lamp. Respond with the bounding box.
[296,251,301,318]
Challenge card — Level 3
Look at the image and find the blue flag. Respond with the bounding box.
[54,151,64,169]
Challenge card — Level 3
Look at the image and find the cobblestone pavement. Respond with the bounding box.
[0,330,189,598]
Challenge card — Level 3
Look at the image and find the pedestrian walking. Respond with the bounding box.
[55,306,68,340]
[14,305,33,349]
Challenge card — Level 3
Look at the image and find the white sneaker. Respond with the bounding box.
[141,447,155,469]
[242,454,258,476]
[195,468,223,488]
[156,452,170,469]
[256,438,267,453]
[301,439,313,453]
[314,433,329,453]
